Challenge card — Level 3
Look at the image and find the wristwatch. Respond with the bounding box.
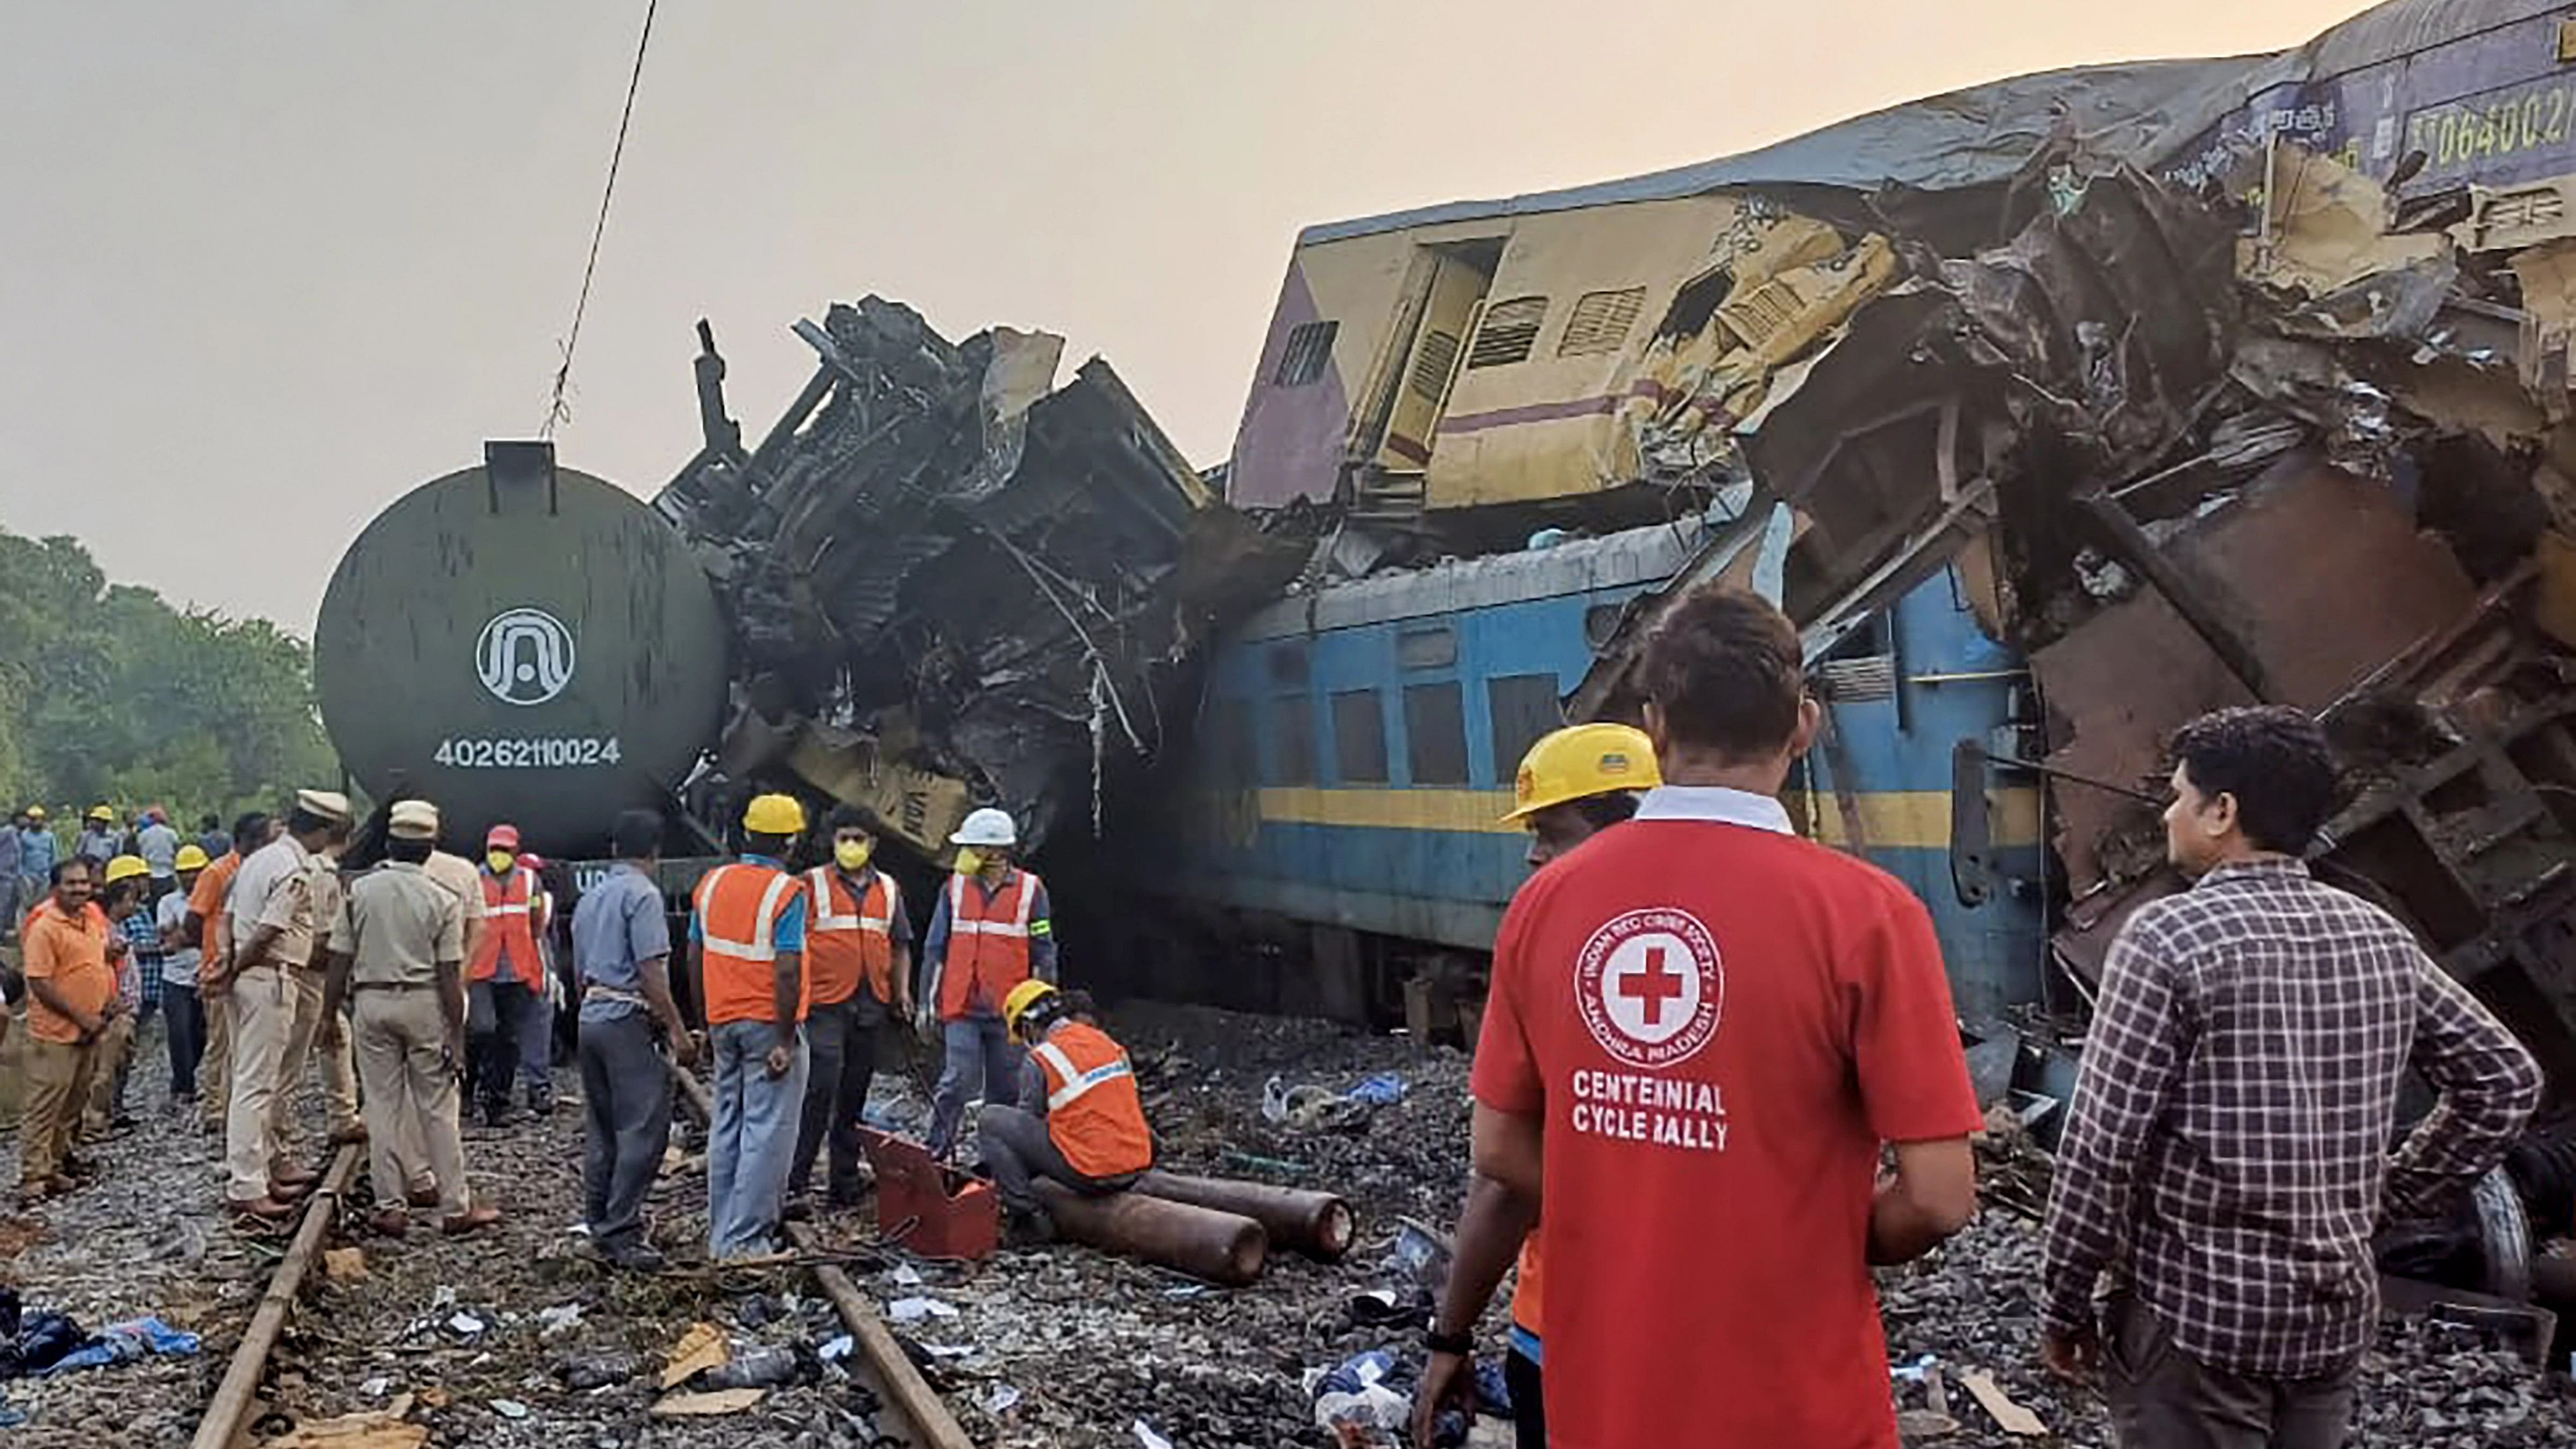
[1422,1327,1474,1357]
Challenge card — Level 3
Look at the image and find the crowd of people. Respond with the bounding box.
[0,778,1152,1282]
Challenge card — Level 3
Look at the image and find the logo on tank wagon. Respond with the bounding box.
[1575,907,1724,1069]
[475,607,577,706]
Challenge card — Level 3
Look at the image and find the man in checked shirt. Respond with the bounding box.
[2040,705,2542,1448]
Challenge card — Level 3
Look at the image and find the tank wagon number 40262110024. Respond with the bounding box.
[432,735,625,770]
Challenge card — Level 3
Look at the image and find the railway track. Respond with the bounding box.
[184,1066,973,1449]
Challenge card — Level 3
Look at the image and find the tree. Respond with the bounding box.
[0,527,336,829]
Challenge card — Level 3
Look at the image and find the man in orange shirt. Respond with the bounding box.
[19,858,126,1199]
[1460,586,1980,1449]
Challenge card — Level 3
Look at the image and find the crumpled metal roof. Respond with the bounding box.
[1297,0,2540,246]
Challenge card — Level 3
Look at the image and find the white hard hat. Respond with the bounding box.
[950,807,1018,848]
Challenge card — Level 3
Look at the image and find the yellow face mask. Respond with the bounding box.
[834,838,873,870]
[953,847,982,877]
[487,850,517,875]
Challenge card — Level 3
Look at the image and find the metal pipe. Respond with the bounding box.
[1133,1171,1356,1261]
[1033,1180,1268,1285]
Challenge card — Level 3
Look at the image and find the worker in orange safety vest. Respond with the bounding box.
[918,806,1055,1159]
[688,792,811,1263]
[977,978,1151,1240]
[465,824,550,1127]
[787,806,914,1215]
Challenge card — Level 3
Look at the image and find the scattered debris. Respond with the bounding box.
[489,1398,530,1420]
[660,1320,730,1389]
[887,1297,960,1325]
[321,1248,366,1283]
[1958,1368,2047,1438]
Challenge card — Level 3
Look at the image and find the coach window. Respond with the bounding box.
[1209,698,1256,786]
[1486,674,1563,785]
[1332,689,1389,784]
[1404,682,1470,786]
[1267,695,1315,786]
[1396,623,1458,671]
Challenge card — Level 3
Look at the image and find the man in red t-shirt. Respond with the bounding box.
[1462,585,1981,1449]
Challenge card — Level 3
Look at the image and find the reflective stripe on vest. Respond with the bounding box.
[700,866,799,962]
[1033,1039,1134,1112]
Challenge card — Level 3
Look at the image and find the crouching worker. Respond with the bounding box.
[979,980,1151,1240]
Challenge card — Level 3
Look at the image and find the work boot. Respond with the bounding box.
[605,1242,669,1273]
[269,1178,313,1203]
[368,1209,409,1238]
[441,1205,503,1236]
[407,1185,441,1210]
[480,1100,513,1130]
[229,1195,297,1223]
[330,1124,368,1147]
[273,1162,321,1188]
[781,1194,814,1223]
[526,1086,555,1117]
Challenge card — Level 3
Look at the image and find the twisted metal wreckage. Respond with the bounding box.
[655,300,1301,860]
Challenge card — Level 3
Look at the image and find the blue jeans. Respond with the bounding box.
[927,1015,1020,1157]
[706,1020,809,1258]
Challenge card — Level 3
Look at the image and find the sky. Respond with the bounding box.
[2,0,2377,633]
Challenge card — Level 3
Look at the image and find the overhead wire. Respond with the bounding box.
[540,0,661,439]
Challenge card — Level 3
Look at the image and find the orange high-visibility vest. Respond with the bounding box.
[1029,1022,1152,1179]
[938,868,1039,1021]
[468,866,543,986]
[694,862,807,1026]
[804,867,900,1008]
[1512,1238,1543,1336]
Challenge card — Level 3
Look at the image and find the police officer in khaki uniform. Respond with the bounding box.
[222,790,351,1221]
[324,799,500,1237]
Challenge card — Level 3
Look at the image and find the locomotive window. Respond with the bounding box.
[1486,674,1564,785]
[1268,695,1315,786]
[1396,624,1458,670]
[1404,682,1471,786]
[1331,690,1389,783]
[1268,640,1311,686]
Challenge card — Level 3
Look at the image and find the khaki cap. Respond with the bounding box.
[387,800,440,840]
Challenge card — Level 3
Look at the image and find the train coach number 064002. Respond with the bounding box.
[434,736,624,770]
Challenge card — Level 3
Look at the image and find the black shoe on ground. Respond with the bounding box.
[603,1241,669,1272]
[781,1195,813,1222]
[526,1088,555,1117]
[479,1101,513,1130]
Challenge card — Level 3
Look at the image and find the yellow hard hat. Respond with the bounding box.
[25,806,45,821]
[176,844,211,872]
[101,854,150,887]
[742,792,808,837]
[1500,723,1661,824]
[87,804,114,823]
[1002,979,1060,1040]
